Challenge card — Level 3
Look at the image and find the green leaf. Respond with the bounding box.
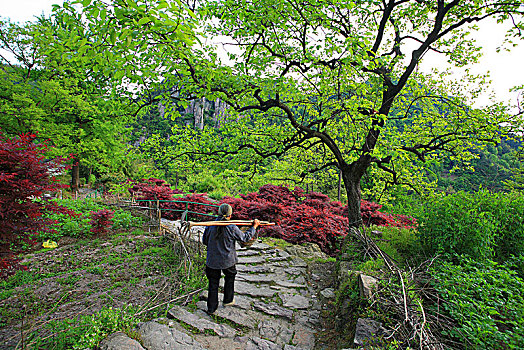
[138,17,151,26]
[110,31,116,45]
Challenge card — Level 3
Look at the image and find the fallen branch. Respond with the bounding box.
[135,288,205,316]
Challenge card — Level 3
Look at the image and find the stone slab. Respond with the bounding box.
[258,320,294,345]
[138,321,205,350]
[196,301,258,328]
[246,336,281,350]
[237,273,275,284]
[235,281,278,298]
[238,256,266,264]
[199,290,254,310]
[167,305,236,337]
[292,325,316,350]
[253,301,293,320]
[274,280,307,289]
[238,250,261,257]
[268,256,289,262]
[236,265,274,273]
[99,332,145,350]
[280,293,310,310]
[249,242,272,250]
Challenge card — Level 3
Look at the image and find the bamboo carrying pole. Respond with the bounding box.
[188,220,275,228]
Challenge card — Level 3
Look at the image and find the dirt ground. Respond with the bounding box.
[0,231,205,349]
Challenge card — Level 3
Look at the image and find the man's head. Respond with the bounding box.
[218,203,233,219]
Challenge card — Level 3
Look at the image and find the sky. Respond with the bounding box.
[2,0,523,108]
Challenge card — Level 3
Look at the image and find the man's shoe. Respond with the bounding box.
[223,299,235,306]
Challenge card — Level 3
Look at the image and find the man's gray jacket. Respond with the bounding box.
[203,222,257,269]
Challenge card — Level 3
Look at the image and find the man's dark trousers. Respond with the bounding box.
[205,265,237,313]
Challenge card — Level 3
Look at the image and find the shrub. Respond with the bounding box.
[87,174,96,186]
[89,209,115,235]
[0,132,68,252]
[128,178,184,201]
[370,225,420,264]
[0,256,28,280]
[418,190,524,263]
[219,184,414,255]
[26,306,139,350]
[430,256,524,349]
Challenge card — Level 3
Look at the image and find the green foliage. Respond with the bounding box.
[418,190,524,263]
[39,199,143,241]
[88,174,96,186]
[26,306,139,350]
[355,258,384,275]
[369,226,421,265]
[430,257,524,349]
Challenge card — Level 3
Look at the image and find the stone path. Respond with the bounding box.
[100,220,337,350]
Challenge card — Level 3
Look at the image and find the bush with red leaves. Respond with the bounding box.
[0,256,28,280]
[219,184,416,256]
[128,178,184,201]
[89,209,115,235]
[0,132,68,253]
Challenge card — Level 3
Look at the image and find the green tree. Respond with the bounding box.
[51,0,524,225]
[0,18,136,191]
[181,0,523,225]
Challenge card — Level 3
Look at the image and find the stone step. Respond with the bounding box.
[199,290,254,310]
[235,281,278,298]
[137,321,205,350]
[274,280,307,289]
[196,300,260,329]
[253,301,293,320]
[279,293,311,310]
[236,273,275,284]
[167,305,237,338]
[236,264,275,273]
[237,256,266,264]
[245,336,281,350]
[237,250,261,256]
[244,242,271,250]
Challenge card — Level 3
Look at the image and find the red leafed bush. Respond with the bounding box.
[361,200,417,228]
[0,256,28,280]
[0,132,68,254]
[250,184,298,206]
[273,204,348,254]
[128,178,184,201]
[89,209,114,235]
[220,184,416,256]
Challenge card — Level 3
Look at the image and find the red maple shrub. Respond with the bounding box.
[0,256,28,280]
[219,184,416,255]
[0,133,67,253]
[128,178,184,201]
[89,209,115,235]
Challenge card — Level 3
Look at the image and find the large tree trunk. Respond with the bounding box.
[341,170,363,227]
[71,162,80,193]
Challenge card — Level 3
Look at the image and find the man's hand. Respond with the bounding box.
[252,219,260,229]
